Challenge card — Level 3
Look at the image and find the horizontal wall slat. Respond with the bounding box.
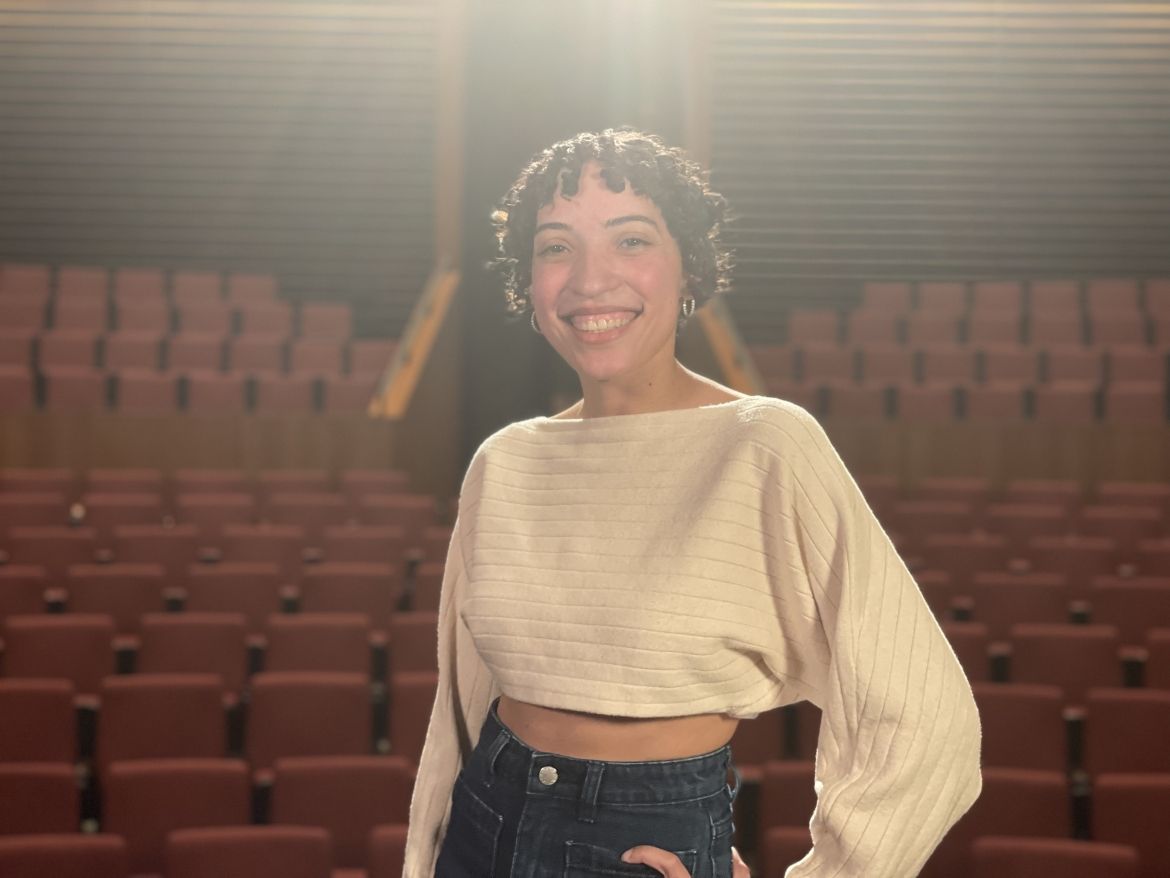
[0,0,438,338]
[708,0,1170,342]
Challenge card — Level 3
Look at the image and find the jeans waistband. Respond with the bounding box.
[468,697,741,807]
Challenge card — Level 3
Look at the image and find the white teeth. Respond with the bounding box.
[570,313,636,332]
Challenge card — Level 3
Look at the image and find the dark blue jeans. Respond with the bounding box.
[435,697,742,878]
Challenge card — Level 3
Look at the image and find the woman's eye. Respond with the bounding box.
[536,243,567,257]
[620,237,649,249]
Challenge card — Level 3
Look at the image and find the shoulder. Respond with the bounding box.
[730,395,829,449]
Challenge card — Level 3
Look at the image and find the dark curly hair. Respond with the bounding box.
[489,128,733,319]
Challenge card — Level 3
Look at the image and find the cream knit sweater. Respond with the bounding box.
[403,396,982,877]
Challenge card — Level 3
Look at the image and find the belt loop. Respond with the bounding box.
[484,728,510,786]
[577,762,605,823]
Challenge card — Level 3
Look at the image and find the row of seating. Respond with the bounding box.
[0,825,405,878]
[0,367,383,414]
[0,264,282,305]
[0,669,434,771]
[944,622,1168,700]
[0,564,440,632]
[858,277,1170,314]
[770,380,1169,422]
[0,489,443,536]
[752,342,1169,384]
[2,298,355,340]
[922,576,1170,645]
[0,466,413,499]
[3,467,1158,511]
[0,330,395,374]
[783,307,1170,346]
[0,610,435,685]
[14,755,410,867]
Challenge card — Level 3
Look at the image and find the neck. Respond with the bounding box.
[575,360,698,419]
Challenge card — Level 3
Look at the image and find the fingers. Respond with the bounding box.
[731,845,751,878]
[621,845,693,878]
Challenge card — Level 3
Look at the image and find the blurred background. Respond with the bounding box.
[1,2,1169,877]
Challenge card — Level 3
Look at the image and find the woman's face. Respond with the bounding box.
[529,161,686,389]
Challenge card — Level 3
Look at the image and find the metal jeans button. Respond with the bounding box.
[538,765,558,785]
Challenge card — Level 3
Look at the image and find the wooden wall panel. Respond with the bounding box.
[0,0,439,336]
[707,1,1170,342]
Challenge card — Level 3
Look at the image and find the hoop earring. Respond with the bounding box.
[680,296,696,320]
[530,311,541,334]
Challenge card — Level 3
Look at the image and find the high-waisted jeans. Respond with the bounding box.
[435,696,742,878]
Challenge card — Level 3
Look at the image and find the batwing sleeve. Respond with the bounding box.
[773,406,982,877]
[401,508,501,878]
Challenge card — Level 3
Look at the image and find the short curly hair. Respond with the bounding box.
[489,128,733,318]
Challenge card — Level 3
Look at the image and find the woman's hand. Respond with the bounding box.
[620,844,750,878]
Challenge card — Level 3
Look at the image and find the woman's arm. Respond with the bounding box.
[402,513,500,878]
[776,407,982,877]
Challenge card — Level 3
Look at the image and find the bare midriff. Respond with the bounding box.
[496,694,741,762]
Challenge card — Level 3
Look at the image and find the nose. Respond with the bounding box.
[568,244,619,298]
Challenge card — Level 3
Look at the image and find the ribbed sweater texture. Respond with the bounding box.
[403,396,982,877]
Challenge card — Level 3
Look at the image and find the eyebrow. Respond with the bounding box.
[534,214,661,236]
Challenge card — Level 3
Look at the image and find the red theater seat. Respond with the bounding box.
[64,562,166,635]
[388,612,438,676]
[1087,579,1170,647]
[299,302,353,340]
[113,267,165,301]
[0,679,75,763]
[1082,688,1170,775]
[289,339,344,376]
[0,566,50,623]
[387,670,436,764]
[247,671,371,775]
[103,758,251,877]
[321,524,407,565]
[347,338,397,375]
[1007,623,1124,704]
[917,281,967,313]
[238,302,293,338]
[114,369,178,413]
[905,312,961,345]
[726,711,787,781]
[0,835,128,878]
[1,614,115,699]
[971,683,1066,771]
[367,825,409,878]
[920,768,1070,878]
[298,562,401,633]
[0,366,36,411]
[1147,628,1170,690]
[42,366,107,411]
[264,613,371,675]
[176,302,232,335]
[0,262,51,296]
[56,265,108,300]
[1093,774,1170,878]
[96,674,227,774]
[183,563,284,634]
[112,523,200,579]
[165,826,331,878]
[253,374,316,413]
[172,272,223,304]
[5,526,99,581]
[166,333,224,371]
[972,837,1138,878]
[0,763,78,834]
[137,613,249,698]
[0,329,35,366]
[270,755,413,868]
[185,372,247,414]
[228,336,285,374]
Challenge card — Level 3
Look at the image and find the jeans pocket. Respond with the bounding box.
[564,840,698,878]
[435,776,504,878]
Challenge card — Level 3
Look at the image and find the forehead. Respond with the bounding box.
[535,162,665,225]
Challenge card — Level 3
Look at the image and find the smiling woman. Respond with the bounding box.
[402,129,982,878]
